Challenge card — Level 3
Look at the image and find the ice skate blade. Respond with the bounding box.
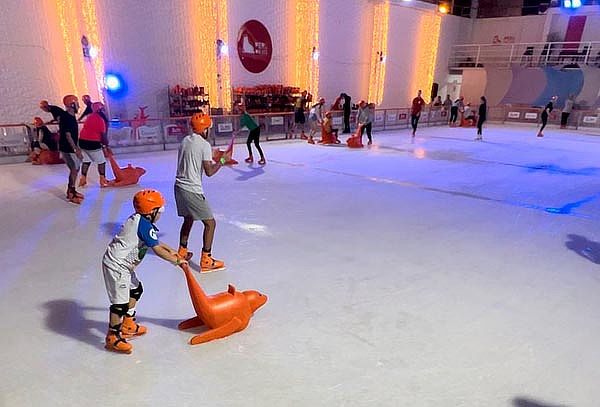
[104,344,132,354]
[199,266,226,274]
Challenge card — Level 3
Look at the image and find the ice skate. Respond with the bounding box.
[105,329,133,354]
[178,246,193,261]
[121,313,147,338]
[78,175,87,187]
[200,252,225,273]
[258,157,266,165]
[245,156,253,164]
[99,175,108,188]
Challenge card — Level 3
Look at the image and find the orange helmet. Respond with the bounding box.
[63,94,78,107]
[133,189,165,215]
[190,113,212,133]
[40,100,49,109]
[92,102,105,113]
[33,117,44,127]
[82,94,92,104]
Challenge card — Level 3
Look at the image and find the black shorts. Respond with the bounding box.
[294,109,306,124]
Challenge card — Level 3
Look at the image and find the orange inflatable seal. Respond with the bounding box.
[32,150,65,165]
[178,264,267,345]
[319,127,338,145]
[346,124,365,148]
[103,148,146,187]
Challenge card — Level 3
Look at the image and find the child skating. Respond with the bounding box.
[239,104,266,165]
[102,189,187,354]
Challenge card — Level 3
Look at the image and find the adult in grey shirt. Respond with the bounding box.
[561,94,575,129]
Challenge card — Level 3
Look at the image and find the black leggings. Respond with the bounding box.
[246,127,264,158]
[359,122,372,142]
[477,118,485,135]
[540,113,548,132]
[450,107,458,123]
[411,114,420,132]
[561,112,570,126]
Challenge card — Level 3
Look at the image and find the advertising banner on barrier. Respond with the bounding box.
[270,117,284,125]
[217,123,233,133]
[583,116,598,124]
[507,112,520,119]
[524,113,537,120]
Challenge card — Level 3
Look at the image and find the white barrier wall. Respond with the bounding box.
[0,0,469,122]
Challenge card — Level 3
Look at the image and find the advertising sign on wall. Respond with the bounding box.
[237,20,273,74]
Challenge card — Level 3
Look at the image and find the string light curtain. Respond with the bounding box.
[191,0,219,107]
[54,0,89,98]
[216,0,232,110]
[79,0,105,102]
[294,0,320,96]
[411,13,441,101]
[368,0,390,105]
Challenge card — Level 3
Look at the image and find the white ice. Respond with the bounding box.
[1,124,600,407]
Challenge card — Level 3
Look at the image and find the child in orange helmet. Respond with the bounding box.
[102,189,187,354]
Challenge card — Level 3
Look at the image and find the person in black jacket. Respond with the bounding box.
[475,96,487,141]
[537,96,557,138]
[340,93,352,133]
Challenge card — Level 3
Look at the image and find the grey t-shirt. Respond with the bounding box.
[175,134,213,194]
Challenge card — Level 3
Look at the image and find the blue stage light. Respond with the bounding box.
[563,0,582,8]
[105,73,122,92]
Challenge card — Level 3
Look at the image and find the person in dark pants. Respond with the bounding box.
[239,104,265,165]
[59,95,84,204]
[475,96,487,141]
[537,96,557,138]
[449,96,463,126]
[561,94,574,129]
[340,93,352,133]
[410,90,426,137]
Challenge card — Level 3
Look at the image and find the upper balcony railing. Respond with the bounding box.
[449,41,600,70]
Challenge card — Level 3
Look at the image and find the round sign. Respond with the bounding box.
[237,20,273,74]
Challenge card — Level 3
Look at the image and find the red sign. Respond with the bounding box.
[237,20,272,74]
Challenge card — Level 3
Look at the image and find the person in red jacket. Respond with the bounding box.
[410,90,426,138]
[79,102,109,187]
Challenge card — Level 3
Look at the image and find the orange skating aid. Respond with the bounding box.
[346,125,364,148]
[104,148,146,187]
[32,150,64,165]
[212,133,238,165]
[178,264,267,345]
[319,128,337,145]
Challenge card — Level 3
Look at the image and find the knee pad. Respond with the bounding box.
[110,303,129,317]
[129,282,143,301]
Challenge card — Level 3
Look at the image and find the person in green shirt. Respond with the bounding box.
[239,104,266,165]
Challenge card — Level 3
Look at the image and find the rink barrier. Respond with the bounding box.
[2,106,599,160]
[0,108,450,159]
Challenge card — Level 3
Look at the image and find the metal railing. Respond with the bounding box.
[487,105,600,131]
[450,41,600,69]
[0,108,452,159]
[3,106,599,159]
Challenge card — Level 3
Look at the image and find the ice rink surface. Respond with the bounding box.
[1,124,600,407]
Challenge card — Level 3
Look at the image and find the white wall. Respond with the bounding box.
[97,0,199,119]
[0,0,61,123]
[318,0,374,105]
[1,0,469,123]
[227,0,293,88]
[384,8,470,107]
[470,15,547,44]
